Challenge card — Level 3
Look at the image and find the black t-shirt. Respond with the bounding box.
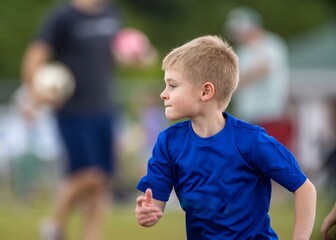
[37,3,122,115]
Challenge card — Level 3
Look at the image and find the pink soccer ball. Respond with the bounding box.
[112,28,151,65]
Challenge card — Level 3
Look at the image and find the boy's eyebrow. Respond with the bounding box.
[165,78,177,83]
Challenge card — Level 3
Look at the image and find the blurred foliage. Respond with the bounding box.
[0,0,56,80]
[118,0,335,52]
[0,0,335,80]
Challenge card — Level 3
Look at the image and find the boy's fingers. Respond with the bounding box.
[145,188,153,205]
[136,195,146,207]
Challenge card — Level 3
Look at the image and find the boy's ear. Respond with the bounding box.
[200,82,215,101]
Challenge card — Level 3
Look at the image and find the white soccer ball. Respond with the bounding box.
[33,62,75,106]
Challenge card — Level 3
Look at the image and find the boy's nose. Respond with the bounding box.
[160,90,167,100]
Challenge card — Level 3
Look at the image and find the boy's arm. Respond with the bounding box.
[292,179,316,240]
[321,202,336,240]
[135,188,165,227]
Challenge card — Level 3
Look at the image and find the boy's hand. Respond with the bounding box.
[135,188,163,227]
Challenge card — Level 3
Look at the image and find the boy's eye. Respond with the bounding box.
[169,85,176,89]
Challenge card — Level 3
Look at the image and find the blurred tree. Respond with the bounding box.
[117,0,335,51]
[0,0,55,79]
[0,0,335,80]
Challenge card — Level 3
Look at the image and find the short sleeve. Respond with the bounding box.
[136,132,174,202]
[250,129,306,192]
[35,7,65,48]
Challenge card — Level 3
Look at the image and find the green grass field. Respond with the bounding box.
[0,189,334,240]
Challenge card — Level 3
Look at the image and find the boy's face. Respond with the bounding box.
[160,70,202,121]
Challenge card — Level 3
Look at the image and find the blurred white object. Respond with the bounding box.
[33,62,75,106]
[0,86,63,163]
[0,88,64,162]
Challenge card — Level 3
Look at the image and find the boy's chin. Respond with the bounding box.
[165,113,183,121]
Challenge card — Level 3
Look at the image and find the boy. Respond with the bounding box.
[135,35,316,239]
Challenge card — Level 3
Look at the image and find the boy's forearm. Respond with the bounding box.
[292,179,316,240]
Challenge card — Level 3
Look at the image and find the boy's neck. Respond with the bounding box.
[191,112,226,138]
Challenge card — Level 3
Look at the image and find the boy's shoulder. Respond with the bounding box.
[162,120,189,134]
[153,121,189,152]
[226,112,263,135]
[226,113,268,154]
[157,120,189,141]
[159,114,264,139]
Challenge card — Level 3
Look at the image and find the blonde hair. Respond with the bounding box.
[162,35,239,109]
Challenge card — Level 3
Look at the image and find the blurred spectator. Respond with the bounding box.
[225,7,292,150]
[0,86,63,201]
[322,97,336,199]
[20,0,156,239]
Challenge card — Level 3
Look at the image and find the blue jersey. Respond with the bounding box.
[137,113,306,240]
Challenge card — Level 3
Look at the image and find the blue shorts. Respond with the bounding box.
[56,111,115,177]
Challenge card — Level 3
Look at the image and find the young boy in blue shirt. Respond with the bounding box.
[135,35,316,239]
